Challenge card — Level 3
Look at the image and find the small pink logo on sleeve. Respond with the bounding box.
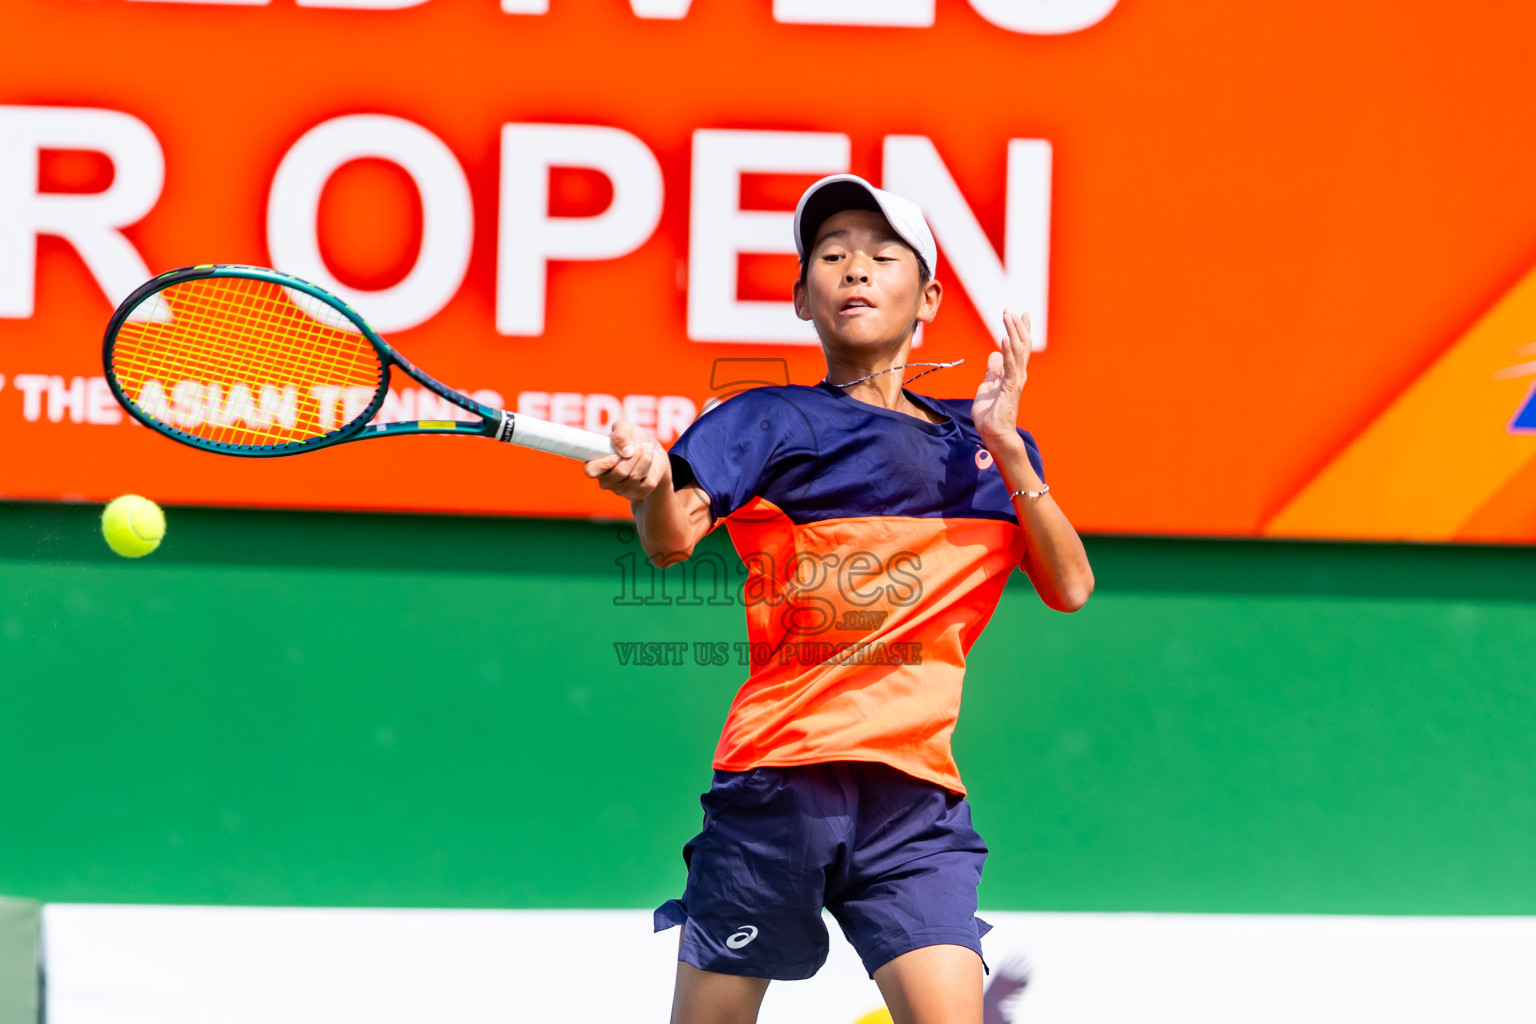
[975,447,995,471]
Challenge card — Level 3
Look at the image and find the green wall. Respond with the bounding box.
[1,501,1533,915]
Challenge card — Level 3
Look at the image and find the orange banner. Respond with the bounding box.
[7,0,1536,539]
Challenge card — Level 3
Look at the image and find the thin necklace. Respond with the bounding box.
[823,359,965,389]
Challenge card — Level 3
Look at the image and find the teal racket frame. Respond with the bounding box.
[102,264,506,458]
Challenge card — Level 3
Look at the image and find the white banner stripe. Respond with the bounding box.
[41,905,1536,1023]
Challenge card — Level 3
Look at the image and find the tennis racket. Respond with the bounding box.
[102,263,615,461]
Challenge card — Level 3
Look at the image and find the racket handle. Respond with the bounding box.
[496,412,615,461]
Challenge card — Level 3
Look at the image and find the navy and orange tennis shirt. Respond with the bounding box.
[668,381,1044,796]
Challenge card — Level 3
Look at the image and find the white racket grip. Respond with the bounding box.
[495,411,614,461]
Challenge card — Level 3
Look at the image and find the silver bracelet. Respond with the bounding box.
[1009,484,1050,501]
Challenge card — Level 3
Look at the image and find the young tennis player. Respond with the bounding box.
[585,174,1093,1024]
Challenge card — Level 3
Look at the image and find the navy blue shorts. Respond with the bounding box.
[653,761,990,980]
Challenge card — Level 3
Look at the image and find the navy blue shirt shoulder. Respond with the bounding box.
[668,382,1043,527]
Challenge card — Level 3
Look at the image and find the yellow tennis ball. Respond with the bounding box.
[102,495,166,559]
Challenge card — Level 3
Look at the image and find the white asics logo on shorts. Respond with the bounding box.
[726,925,759,949]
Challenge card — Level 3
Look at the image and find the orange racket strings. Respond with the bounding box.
[111,277,385,448]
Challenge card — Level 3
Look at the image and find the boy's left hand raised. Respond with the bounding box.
[972,310,1032,450]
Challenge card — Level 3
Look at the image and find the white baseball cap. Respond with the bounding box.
[793,174,937,278]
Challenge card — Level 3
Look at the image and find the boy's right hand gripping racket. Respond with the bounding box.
[102,264,616,461]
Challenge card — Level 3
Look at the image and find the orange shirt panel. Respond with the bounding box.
[715,501,1027,794]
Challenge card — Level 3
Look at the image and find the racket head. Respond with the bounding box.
[103,265,394,457]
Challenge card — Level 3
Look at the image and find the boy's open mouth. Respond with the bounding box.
[840,297,875,314]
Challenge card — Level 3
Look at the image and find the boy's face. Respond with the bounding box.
[793,208,942,351]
